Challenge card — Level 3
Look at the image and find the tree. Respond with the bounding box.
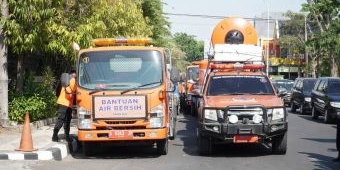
[141,0,171,46]
[279,11,308,77]
[0,0,9,126]
[302,0,340,77]
[3,0,70,94]
[173,33,204,62]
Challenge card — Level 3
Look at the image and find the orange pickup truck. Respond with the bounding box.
[196,17,287,155]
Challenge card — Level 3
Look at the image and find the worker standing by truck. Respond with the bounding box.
[52,67,77,142]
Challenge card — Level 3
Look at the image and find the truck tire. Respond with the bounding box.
[157,139,168,155]
[82,142,96,156]
[169,116,177,140]
[272,132,287,155]
[197,133,213,155]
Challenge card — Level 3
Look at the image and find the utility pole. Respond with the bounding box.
[0,0,9,126]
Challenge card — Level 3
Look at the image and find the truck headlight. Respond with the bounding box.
[269,108,285,121]
[330,102,340,108]
[304,97,311,102]
[77,106,92,129]
[150,104,164,128]
[252,114,263,124]
[204,109,218,121]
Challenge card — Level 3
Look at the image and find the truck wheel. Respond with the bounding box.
[156,139,168,155]
[272,132,287,155]
[290,101,296,113]
[82,142,96,156]
[311,106,319,119]
[197,133,213,155]
[169,116,177,140]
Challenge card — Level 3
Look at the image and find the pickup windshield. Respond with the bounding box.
[78,50,163,90]
[207,75,275,96]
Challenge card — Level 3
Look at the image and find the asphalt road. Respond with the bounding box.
[2,109,340,170]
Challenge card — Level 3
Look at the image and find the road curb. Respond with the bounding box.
[0,139,79,161]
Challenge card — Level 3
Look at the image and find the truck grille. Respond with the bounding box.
[224,106,265,124]
[105,120,136,125]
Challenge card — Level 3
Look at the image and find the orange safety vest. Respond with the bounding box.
[178,83,184,93]
[57,77,77,108]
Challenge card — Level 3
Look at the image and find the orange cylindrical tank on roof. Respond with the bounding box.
[211,17,257,47]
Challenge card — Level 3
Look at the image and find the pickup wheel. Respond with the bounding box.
[272,132,287,155]
[156,139,168,155]
[290,101,297,113]
[197,133,213,155]
[311,106,319,119]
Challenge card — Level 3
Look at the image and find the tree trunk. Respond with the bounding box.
[331,55,338,77]
[15,54,25,94]
[0,0,9,126]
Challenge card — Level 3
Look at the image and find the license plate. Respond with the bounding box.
[109,130,133,139]
[233,135,258,143]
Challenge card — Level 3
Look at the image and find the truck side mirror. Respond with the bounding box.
[170,67,180,83]
[60,73,70,88]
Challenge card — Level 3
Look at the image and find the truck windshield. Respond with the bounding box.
[187,67,199,81]
[78,50,163,90]
[207,75,275,96]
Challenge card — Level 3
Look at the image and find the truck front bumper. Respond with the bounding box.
[78,128,168,142]
[199,122,288,143]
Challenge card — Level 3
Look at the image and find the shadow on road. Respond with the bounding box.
[176,113,273,157]
[71,144,161,159]
[301,137,336,143]
[299,151,340,170]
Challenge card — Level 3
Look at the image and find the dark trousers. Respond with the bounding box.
[54,104,73,135]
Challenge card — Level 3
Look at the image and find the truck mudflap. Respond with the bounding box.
[199,122,288,143]
[78,128,168,142]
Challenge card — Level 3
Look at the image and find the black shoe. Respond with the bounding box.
[52,136,59,142]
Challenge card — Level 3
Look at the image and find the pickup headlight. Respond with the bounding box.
[204,109,218,121]
[330,102,340,108]
[304,97,311,102]
[150,104,164,128]
[77,106,92,129]
[268,108,285,121]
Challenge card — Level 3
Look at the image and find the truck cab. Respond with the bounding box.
[63,38,179,156]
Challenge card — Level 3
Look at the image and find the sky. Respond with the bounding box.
[161,0,307,41]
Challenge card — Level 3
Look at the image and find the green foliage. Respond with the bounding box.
[8,67,57,123]
[72,0,153,48]
[141,0,171,46]
[173,33,204,62]
[302,0,340,76]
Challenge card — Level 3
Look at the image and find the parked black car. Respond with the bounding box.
[272,79,294,106]
[290,78,317,114]
[311,77,340,123]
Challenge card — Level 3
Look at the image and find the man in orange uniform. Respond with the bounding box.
[52,67,77,142]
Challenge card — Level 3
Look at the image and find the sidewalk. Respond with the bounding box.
[0,117,77,161]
